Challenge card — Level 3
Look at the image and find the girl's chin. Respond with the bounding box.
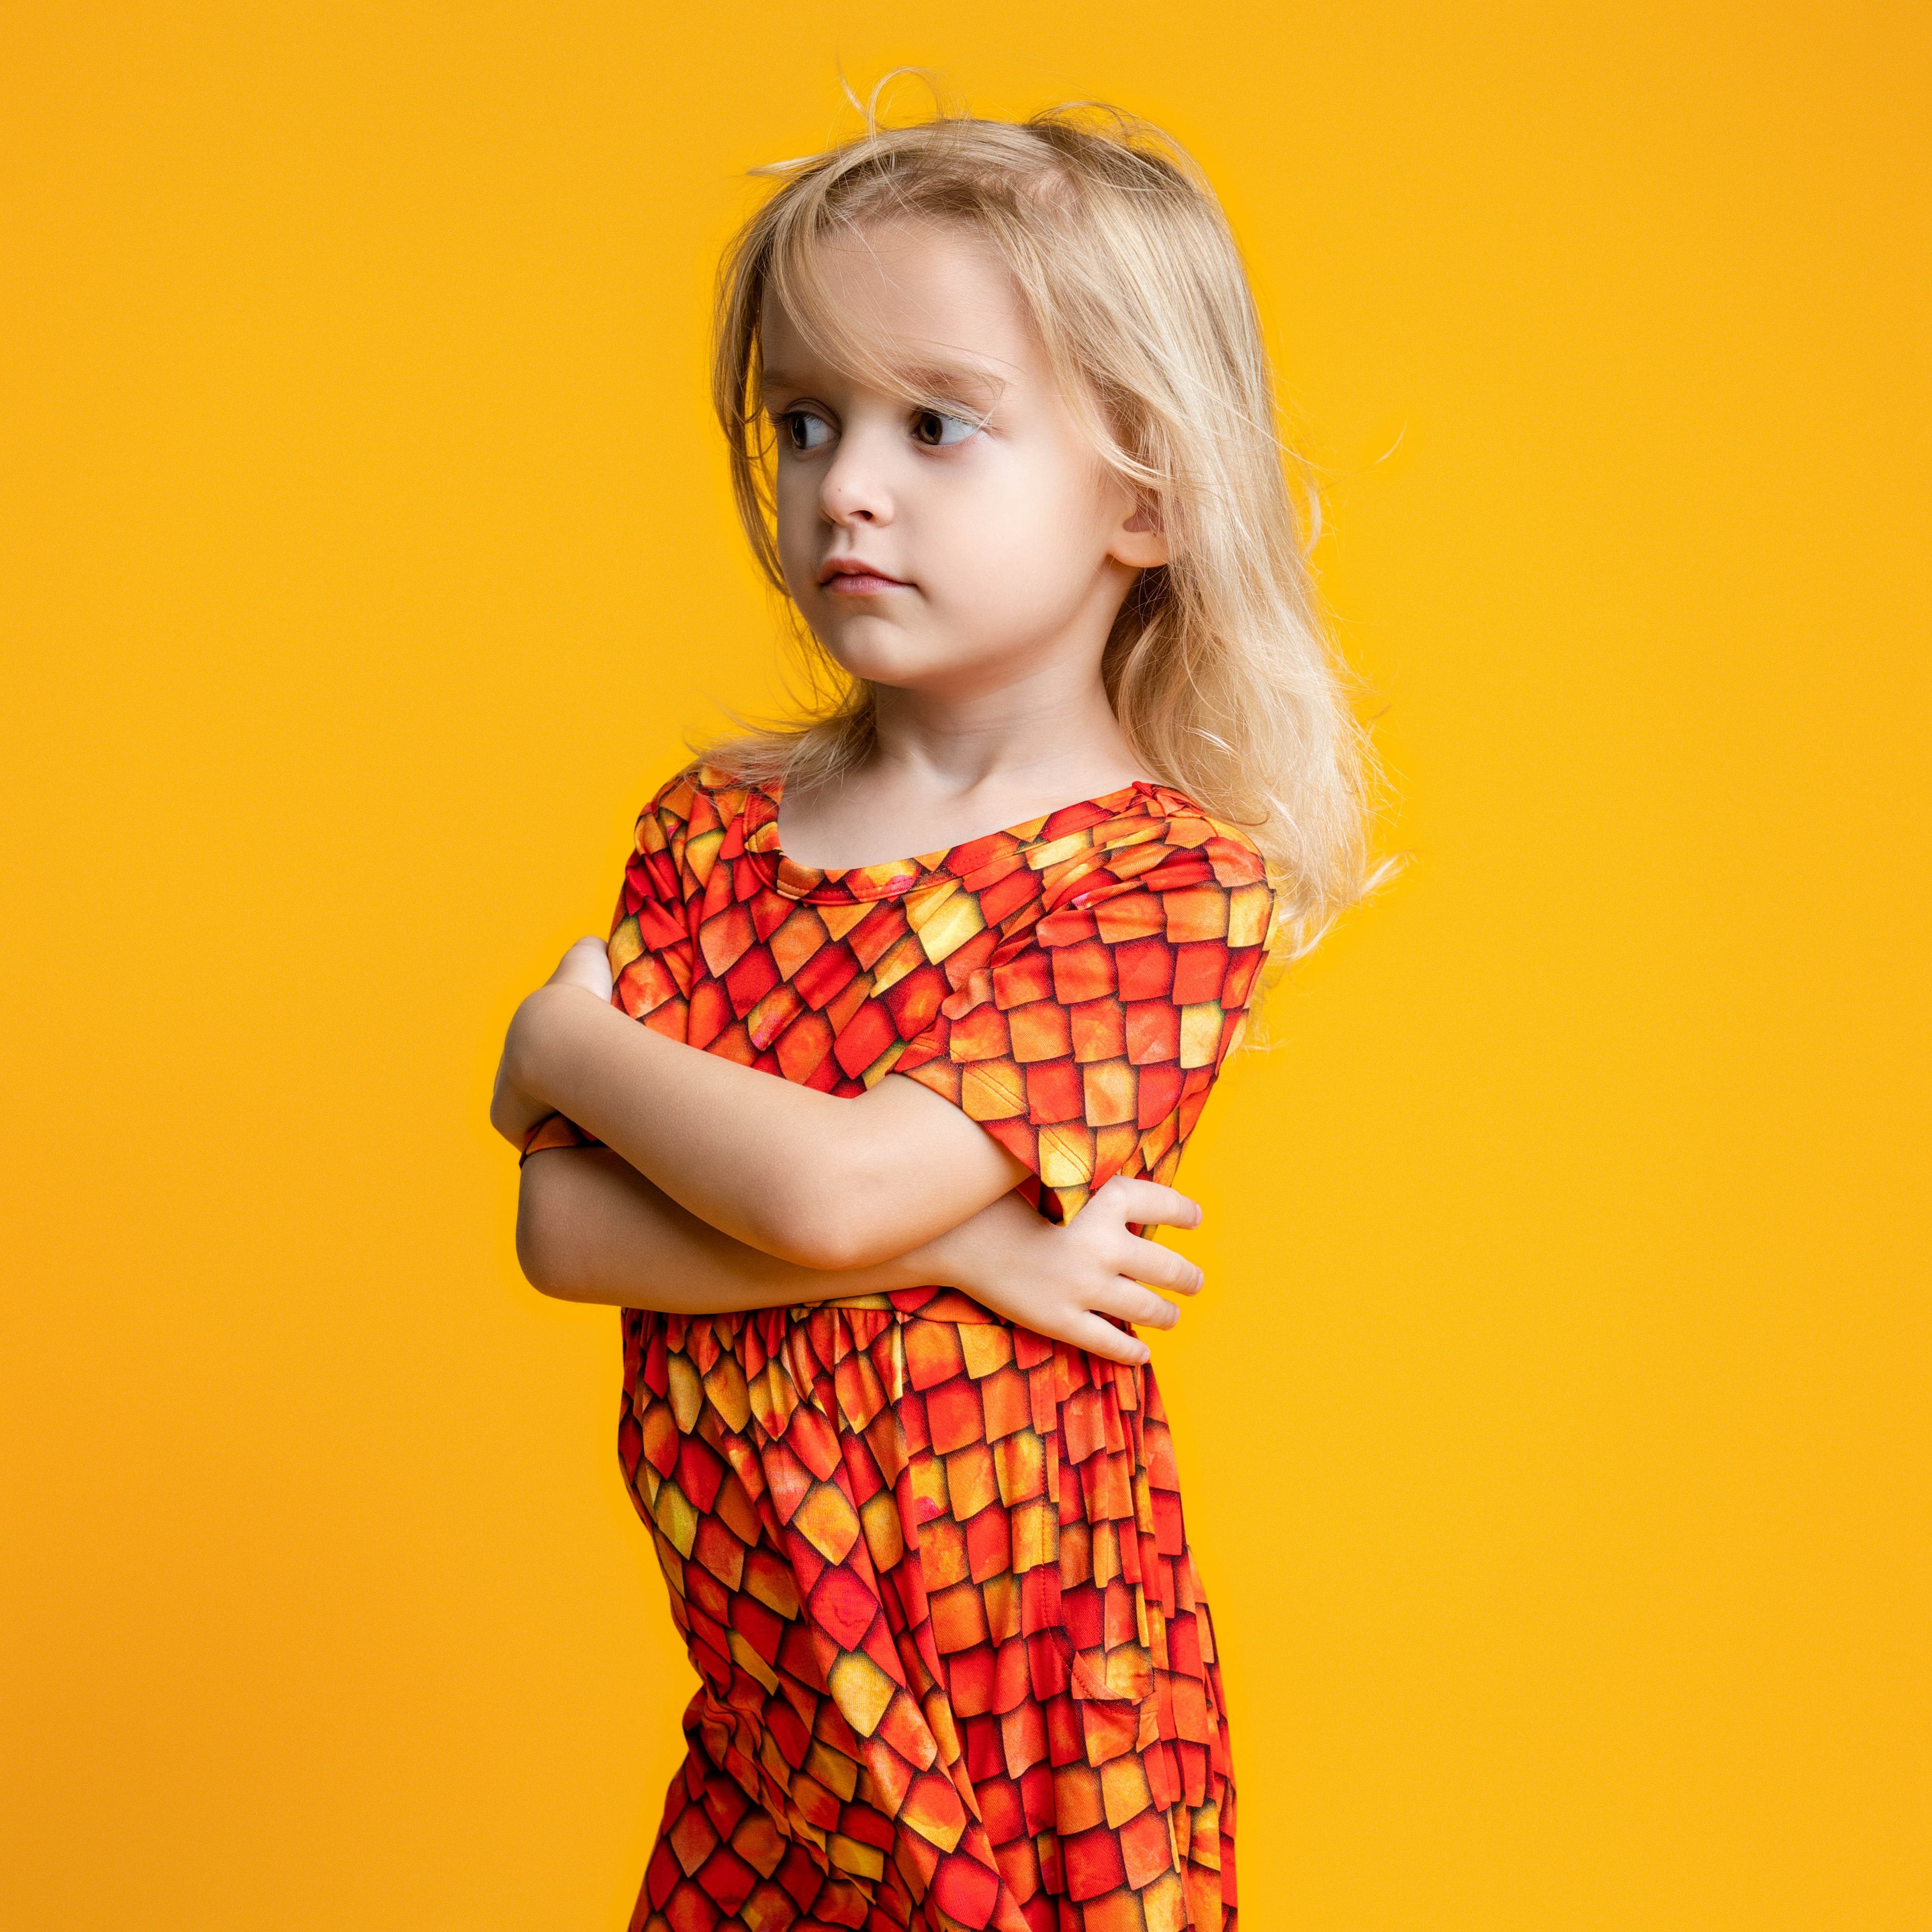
[811,615,925,668]
[811,630,999,691]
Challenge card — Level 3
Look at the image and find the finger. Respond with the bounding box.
[1090,1276,1183,1331]
[1096,1177,1203,1231]
[1061,1311,1154,1366]
[1017,1296,1158,1365]
[1121,1234,1205,1296]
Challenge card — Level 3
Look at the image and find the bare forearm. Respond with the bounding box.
[517,1147,942,1310]
[496,983,1023,1268]
[519,1151,1207,1370]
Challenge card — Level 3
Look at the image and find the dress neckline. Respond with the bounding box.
[737,773,1171,906]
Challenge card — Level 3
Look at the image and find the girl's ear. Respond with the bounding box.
[1112,497,1170,570]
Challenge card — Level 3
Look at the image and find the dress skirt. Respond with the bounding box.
[622,1291,1235,1932]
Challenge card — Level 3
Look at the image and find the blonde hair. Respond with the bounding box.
[706,102,1385,958]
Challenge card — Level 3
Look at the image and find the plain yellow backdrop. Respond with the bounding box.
[4,3,1926,1927]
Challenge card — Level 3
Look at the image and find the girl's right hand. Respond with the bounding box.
[908,1177,1206,1367]
[546,934,616,1003]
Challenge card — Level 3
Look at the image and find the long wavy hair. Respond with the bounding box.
[705,102,1387,959]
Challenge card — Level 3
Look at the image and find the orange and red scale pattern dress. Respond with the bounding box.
[523,768,1275,1932]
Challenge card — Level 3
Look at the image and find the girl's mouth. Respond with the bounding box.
[820,560,910,596]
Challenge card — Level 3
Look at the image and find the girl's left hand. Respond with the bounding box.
[546,934,614,1003]
[907,1177,1205,1366]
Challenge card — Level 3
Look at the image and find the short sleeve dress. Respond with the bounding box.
[523,766,1275,1932]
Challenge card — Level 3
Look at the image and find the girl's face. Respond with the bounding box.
[759,221,1165,700]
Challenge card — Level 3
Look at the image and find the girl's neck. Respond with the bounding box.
[867,672,1142,797]
[777,671,1148,870]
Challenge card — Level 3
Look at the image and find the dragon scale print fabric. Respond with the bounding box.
[522,768,1275,1932]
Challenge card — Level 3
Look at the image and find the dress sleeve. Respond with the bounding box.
[517,772,700,1164]
[893,808,1276,1222]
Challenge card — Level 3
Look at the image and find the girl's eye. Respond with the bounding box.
[781,410,833,453]
[911,408,976,448]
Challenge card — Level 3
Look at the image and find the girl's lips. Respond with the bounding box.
[823,571,908,595]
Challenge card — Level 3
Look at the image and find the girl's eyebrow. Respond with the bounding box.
[757,360,1009,406]
[900,362,1008,407]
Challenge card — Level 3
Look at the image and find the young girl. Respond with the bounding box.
[491,106,1376,1932]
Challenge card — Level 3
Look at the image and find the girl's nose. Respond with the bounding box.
[819,436,893,527]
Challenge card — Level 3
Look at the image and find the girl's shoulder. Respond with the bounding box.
[1102,782,1272,892]
[631,761,759,842]
[613,765,758,931]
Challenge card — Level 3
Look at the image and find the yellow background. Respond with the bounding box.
[4,4,1926,1926]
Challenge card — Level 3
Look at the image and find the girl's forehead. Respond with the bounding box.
[800,213,1004,284]
[759,222,1038,390]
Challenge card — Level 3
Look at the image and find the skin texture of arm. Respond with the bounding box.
[494,979,1029,1272]
[516,1145,1204,1366]
[517,1145,935,1309]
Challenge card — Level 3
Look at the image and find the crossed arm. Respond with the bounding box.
[490,939,1206,1364]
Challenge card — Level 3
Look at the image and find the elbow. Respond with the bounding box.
[748,1158,905,1273]
[515,1200,568,1298]
[515,1160,585,1299]
[773,1221,873,1274]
